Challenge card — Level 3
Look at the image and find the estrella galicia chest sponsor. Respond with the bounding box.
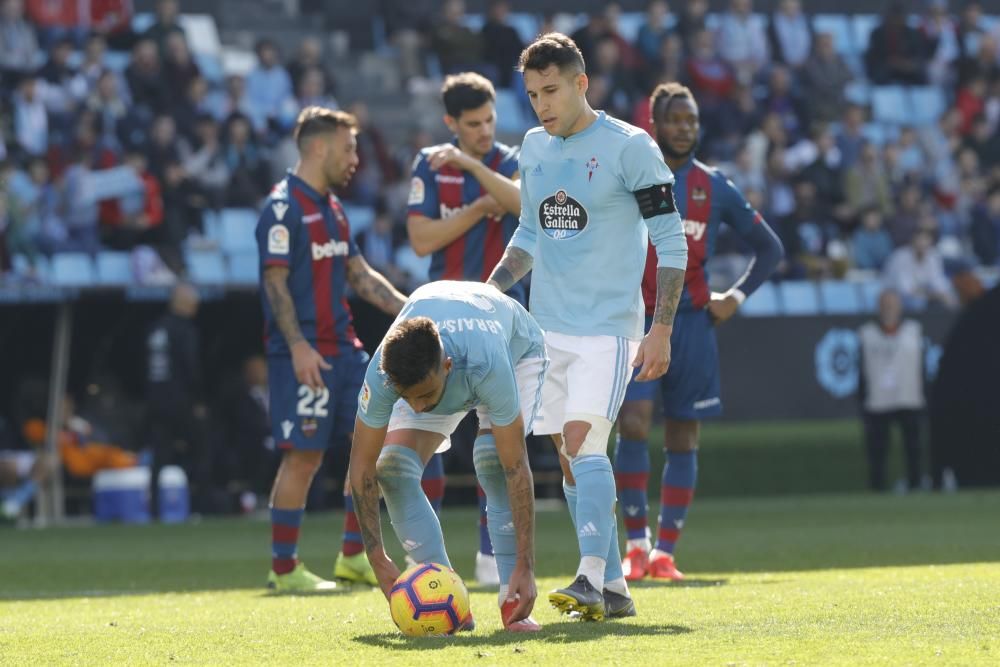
[539,189,588,240]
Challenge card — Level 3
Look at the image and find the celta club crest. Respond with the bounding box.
[585,156,599,181]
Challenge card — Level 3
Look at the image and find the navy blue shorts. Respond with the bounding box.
[268,348,370,451]
[622,310,722,421]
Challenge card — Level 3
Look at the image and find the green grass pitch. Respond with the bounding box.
[2,491,999,665]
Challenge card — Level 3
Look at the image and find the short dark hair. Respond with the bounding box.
[379,317,442,389]
[441,72,496,118]
[649,81,695,119]
[293,106,357,149]
[518,32,586,75]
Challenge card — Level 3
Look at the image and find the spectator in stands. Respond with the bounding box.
[886,182,925,248]
[87,70,128,146]
[590,37,636,121]
[716,0,769,84]
[101,150,164,252]
[142,0,186,56]
[222,114,270,208]
[481,0,523,89]
[180,114,229,211]
[599,3,643,72]
[971,186,1000,266]
[571,11,610,72]
[858,289,927,493]
[892,127,927,181]
[245,39,295,135]
[295,67,339,112]
[432,0,484,76]
[0,159,40,269]
[796,124,846,221]
[146,281,212,516]
[59,149,103,254]
[640,31,684,103]
[684,29,736,131]
[776,178,838,279]
[171,75,212,144]
[864,1,930,85]
[965,113,1000,169]
[356,201,402,279]
[801,32,854,124]
[79,33,110,91]
[768,0,812,70]
[215,75,258,131]
[844,142,895,220]
[163,30,200,97]
[286,37,336,102]
[636,0,672,66]
[343,101,397,207]
[852,207,895,271]
[38,37,86,121]
[0,0,42,86]
[125,37,170,112]
[919,0,959,87]
[5,157,61,260]
[12,73,48,157]
[745,111,787,185]
[955,0,989,64]
[883,228,958,309]
[675,0,708,54]
[761,63,805,142]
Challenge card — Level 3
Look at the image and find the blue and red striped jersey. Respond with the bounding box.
[256,172,363,357]
[407,140,525,304]
[641,157,765,314]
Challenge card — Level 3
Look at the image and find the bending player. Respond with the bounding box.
[406,72,523,585]
[349,280,544,631]
[257,107,407,592]
[615,83,783,581]
[488,34,687,621]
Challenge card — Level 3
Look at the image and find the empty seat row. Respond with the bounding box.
[741,280,886,317]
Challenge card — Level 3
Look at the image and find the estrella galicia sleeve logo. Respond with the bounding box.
[814,328,859,398]
[539,189,588,240]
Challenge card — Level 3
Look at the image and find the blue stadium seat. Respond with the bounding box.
[95,251,132,286]
[871,86,909,125]
[219,208,258,253]
[616,12,644,43]
[859,280,884,313]
[51,253,96,287]
[908,87,947,126]
[194,53,223,84]
[508,13,540,43]
[460,14,485,31]
[820,281,863,315]
[342,204,375,235]
[740,281,779,317]
[779,281,820,316]
[202,209,221,243]
[812,14,854,55]
[394,246,430,285]
[851,14,880,54]
[227,252,258,285]
[185,250,226,285]
[11,254,49,282]
[495,88,529,134]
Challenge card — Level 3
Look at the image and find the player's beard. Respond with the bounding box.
[658,135,698,161]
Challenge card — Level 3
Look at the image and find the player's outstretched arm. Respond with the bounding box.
[486,246,533,293]
[349,417,399,599]
[634,266,685,382]
[263,266,330,390]
[346,255,407,315]
[490,414,537,623]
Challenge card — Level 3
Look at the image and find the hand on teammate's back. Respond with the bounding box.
[290,340,331,391]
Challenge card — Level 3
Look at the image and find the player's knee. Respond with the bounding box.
[375,448,418,495]
[283,450,323,478]
[562,415,613,459]
[619,407,652,441]
[664,420,699,452]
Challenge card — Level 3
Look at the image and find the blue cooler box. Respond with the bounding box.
[93,467,151,523]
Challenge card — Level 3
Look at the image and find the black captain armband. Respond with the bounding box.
[634,183,677,219]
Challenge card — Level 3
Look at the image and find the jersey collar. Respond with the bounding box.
[286,170,328,203]
[562,110,604,143]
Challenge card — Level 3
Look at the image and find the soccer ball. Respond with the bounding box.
[389,562,472,636]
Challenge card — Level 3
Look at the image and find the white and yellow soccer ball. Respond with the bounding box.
[389,562,472,636]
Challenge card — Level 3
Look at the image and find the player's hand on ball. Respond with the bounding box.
[427,144,473,172]
[290,341,331,392]
[504,562,537,624]
[372,554,402,600]
[633,324,672,381]
[707,292,740,325]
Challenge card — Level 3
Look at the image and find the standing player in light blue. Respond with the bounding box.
[487,33,687,621]
[615,83,783,582]
[348,281,544,632]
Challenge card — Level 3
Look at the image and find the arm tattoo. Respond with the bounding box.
[347,256,406,315]
[352,471,385,555]
[652,267,685,327]
[503,453,535,565]
[487,246,533,293]
[263,268,305,347]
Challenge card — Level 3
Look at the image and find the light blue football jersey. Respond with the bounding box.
[510,111,687,340]
[357,281,546,429]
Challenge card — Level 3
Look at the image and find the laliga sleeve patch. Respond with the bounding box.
[268,224,290,254]
[359,381,371,413]
[408,176,425,205]
[634,183,677,219]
